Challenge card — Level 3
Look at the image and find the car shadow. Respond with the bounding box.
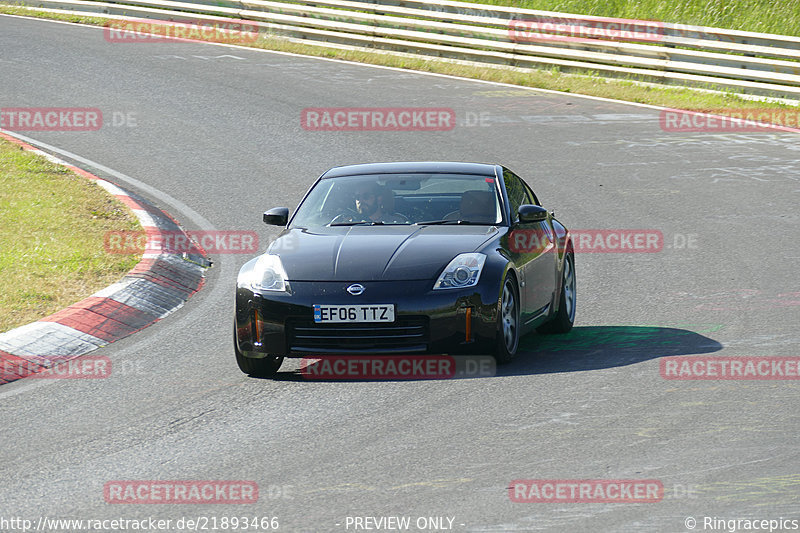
[267,325,723,382]
[503,324,724,376]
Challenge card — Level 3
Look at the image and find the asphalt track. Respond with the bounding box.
[1,14,799,533]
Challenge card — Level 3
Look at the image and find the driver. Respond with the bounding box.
[351,183,408,223]
[354,183,383,220]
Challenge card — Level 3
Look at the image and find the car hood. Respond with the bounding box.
[267,225,501,281]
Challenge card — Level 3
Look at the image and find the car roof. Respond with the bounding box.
[320,162,498,178]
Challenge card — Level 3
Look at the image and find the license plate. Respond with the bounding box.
[313,304,395,323]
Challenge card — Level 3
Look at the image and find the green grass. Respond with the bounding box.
[458,0,800,37]
[0,138,142,332]
[0,4,108,25]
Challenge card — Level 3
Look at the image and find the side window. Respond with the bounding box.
[523,181,540,206]
[503,169,531,222]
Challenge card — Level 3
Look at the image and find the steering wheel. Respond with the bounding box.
[383,212,410,224]
[329,212,366,225]
[328,211,410,225]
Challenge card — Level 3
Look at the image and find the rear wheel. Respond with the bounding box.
[234,322,284,377]
[494,275,520,364]
[537,251,575,334]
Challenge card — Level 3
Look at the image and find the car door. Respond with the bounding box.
[503,169,557,322]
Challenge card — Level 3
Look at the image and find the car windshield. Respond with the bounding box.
[290,173,503,228]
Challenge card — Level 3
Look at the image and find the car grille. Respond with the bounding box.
[287,316,429,354]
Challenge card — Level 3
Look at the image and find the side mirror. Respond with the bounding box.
[518,204,548,223]
[263,207,289,226]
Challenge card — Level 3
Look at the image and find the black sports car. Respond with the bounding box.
[235,162,575,377]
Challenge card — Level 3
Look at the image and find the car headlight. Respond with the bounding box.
[433,253,486,290]
[249,254,290,292]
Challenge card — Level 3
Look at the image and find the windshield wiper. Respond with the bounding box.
[329,221,376,226]
[329,221,410,227]
[414,219,478,225]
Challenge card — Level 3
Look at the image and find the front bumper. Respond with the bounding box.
[235,280,500,357]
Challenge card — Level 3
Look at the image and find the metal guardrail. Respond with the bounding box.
[10,0,800,100]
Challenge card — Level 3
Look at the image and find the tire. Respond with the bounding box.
[234,322,284,377]
[494,274,520,364]
[537,251,575,334]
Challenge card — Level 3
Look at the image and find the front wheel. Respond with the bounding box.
[494,275,520,364]
[234,322,284,377]
[537,251,575,334]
